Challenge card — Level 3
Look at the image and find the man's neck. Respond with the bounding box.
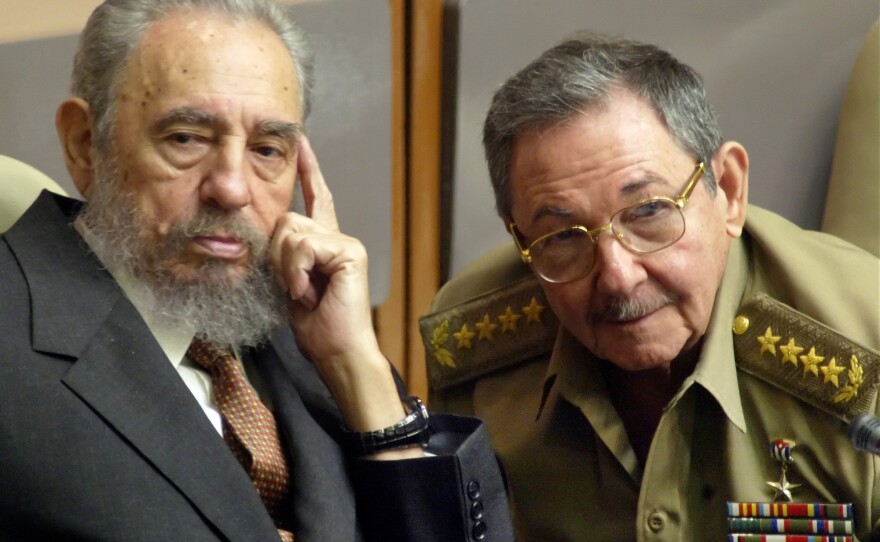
[602,347,701,468]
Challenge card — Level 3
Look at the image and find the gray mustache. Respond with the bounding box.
[591,292,678,323]
[166,209,267,256]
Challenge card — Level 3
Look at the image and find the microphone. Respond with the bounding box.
[848,413,880,455]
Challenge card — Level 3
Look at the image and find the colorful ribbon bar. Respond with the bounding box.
[726,503,853,519]
[728,518,853,535]
[727,536,852,542]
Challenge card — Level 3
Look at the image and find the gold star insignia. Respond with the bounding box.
[757,327,781,356]
[453,324,476,350]
[799,346,824,377]
[821,357,845,387]
[475,313,497,342]
[779,339,803,367]
[522,296,545,324]
[498,306,522,333]
[767,469,801,503]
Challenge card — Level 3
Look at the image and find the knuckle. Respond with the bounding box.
[348,237,368,259]
[296,236,317,253]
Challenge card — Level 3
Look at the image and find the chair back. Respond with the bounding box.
[0,154,68,233]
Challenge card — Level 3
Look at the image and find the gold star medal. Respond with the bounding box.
[766,438,801,502]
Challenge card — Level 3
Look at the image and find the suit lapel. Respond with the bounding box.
[7,193,280,541]
[254,331,360,542]
[63,299,280,542]
[5,194,116,359]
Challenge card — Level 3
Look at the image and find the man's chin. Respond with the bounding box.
[156,260,252,286]
[592,333,684,371]
[138,259,286,348]
[605,354,676,373]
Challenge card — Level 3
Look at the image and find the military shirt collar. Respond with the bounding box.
[688,235,749,433]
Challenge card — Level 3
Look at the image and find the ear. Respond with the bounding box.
[55,97,97,199]
[712,141,749,238]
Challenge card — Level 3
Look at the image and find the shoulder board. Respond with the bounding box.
[733,293,880,421]
[419,275,558,393]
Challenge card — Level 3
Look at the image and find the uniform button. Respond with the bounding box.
[732,315,750,335]
[467,480,481,500]
[647,511,666,533]
[472,520,487,540]
[470,500,484,520]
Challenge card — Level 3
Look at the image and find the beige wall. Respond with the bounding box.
[0,1,100,44]
[0,0,322,44]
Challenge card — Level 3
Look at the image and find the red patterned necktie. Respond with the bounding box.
[187,338,294,542]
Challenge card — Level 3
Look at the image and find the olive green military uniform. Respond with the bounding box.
[422,206,880,541]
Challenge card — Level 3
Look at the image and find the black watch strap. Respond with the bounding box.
[344,396,431,455]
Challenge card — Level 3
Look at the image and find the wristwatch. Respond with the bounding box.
[344,396,432,455]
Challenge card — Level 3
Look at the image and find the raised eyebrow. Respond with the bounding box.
[254,120,301,145]
[150,107,217,135]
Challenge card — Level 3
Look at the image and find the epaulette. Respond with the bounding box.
[732,293,880,421]
[419,276,559,392]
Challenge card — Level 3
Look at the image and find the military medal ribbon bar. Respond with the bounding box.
[726,503,853,519]
[727,535,852,542]
[727,518,853,535]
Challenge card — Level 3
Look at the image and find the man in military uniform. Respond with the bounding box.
[421,34,879,541]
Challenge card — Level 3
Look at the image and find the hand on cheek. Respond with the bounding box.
[268,137,411,442]
[268,136,373,362]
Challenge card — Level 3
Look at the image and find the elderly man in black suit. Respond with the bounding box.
[0,1,511,541]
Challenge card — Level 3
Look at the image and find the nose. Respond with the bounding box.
[591,232,645,295]
[200,144,252,211]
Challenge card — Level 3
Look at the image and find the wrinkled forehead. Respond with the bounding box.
[118,10,302,113]
[508,97,694,226]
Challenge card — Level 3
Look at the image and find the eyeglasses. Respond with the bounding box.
[509,162,705,284]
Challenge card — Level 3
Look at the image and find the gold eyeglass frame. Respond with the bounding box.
[509,161,705,282]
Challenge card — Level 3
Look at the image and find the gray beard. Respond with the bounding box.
[77,155,288,348]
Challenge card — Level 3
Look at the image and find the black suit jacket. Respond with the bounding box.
[0,192,513,542]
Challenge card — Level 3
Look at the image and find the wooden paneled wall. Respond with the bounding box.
[375,0,444,400]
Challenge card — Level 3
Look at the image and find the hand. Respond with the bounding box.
[269,135,376,365]
[269,138,417,455]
